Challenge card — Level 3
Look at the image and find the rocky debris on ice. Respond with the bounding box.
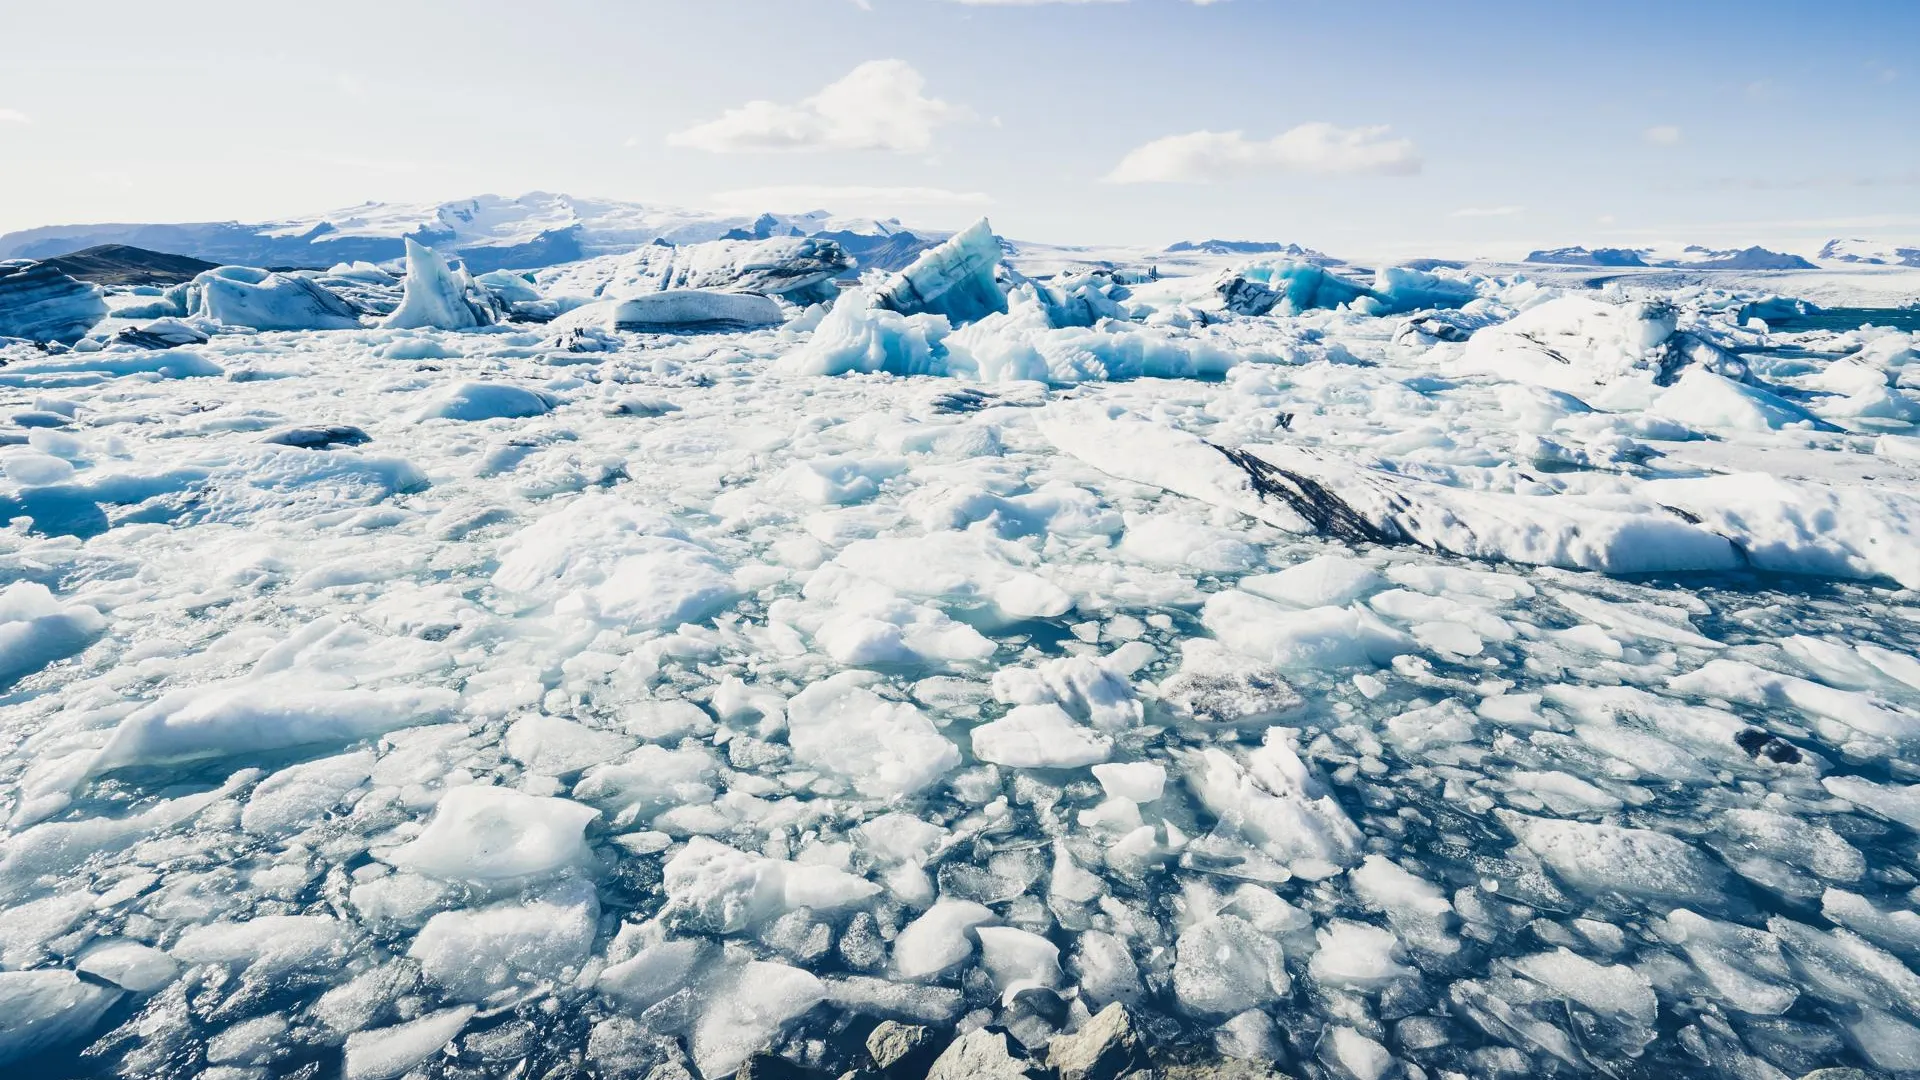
[1450,295,1750,396]
[0,260,108,343]
[1158,638,1304,725]
[1042,402,1741,576]
[382,238,500,330]
[876,218,1007,324]
[113,317,209,350]
[534,235,853,304]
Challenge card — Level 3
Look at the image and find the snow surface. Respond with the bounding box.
[8,223,1920,1080]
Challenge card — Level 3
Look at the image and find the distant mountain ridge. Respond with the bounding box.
[1820,239,1920,267]
[0,193,942,275]
[1164,239,1341,264]
[1525,244,1817,270]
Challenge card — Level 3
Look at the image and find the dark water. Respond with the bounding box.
[1769,307,1920,333]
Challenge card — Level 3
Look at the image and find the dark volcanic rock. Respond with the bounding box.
[37,244,219,286]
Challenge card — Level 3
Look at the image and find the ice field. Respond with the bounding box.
[6,214,1920,1080]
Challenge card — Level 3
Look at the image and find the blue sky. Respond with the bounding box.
[1,0,1914,257]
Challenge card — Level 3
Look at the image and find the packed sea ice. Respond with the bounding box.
[5,218,1920,1079]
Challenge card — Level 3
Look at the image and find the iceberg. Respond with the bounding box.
[533,235,853,304]
[185,265,362,331]
[780,288,951,376]
[1357,265,1479,314]
[874,218,1006,324]
[1217,260,1371,316]
[382,238,499,330]
[1451,296,1682,393]
[549,289,785,333]
[1040,402,1741,575]
[0,260,108,343]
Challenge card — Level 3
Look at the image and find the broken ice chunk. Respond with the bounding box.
[388,785,597,882]
[972,704,1112,769]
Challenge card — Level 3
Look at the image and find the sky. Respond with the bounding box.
[1,0,1916,259]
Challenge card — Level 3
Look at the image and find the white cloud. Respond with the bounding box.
[668,60,969,154]
[1644,125,1682,146]
[0,108,30,124]
[1449,205,1523,218]
[711,185,992,212]
[1105,123,1420,183]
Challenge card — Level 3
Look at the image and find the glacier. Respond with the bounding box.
[5,199,1920,1080]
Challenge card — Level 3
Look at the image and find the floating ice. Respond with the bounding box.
[388,785,598,882]
[0,970,121,1066]
[415,380,558,421]
[552,289,787,332]
[0,582,104,689]
[534,235,852,304]
[409,881,598,1000]
[785,672,960,798]
[971,703,1113,768]
[13,204,1920,1079]
[662,837,879,934]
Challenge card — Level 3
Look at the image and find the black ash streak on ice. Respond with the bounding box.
[5,205,1920,1080]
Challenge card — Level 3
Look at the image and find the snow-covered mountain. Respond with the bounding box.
[1527,244,1817,270]
[1162,239,1340,262]
[0,192,937,274]
[1821,238,1920,267]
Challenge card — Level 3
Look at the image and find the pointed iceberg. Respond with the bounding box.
[383,239,499,330]
[873,218,1006,324]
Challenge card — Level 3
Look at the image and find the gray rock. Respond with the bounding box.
[0,260,108,343]
[926,1027,1043,1080]
[1157,1062,1290,1080]
[1047,1003,1147,1080]
[737,1052,823,1080]
[1797,1071,1878,1080]
[867,1021,936,1075]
